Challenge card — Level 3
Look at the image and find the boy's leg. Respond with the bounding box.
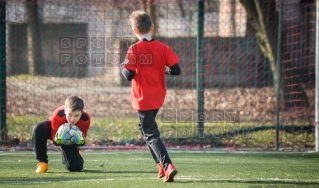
[139,121,165,178]
[60,144,84,172]
[138,109,172,170]
[32,120,51,163]
[138,122,160,164]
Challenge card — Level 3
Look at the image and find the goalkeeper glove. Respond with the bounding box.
[54,128,68,145]
[73,130,85,145]
[53,140,61,146]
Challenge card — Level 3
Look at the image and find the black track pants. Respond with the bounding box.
[137,109,172,170]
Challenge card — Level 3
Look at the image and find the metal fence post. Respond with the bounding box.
[0,2,6,143]
[196,0,205,137]
[315,0,319,152]
[275,0,283,150]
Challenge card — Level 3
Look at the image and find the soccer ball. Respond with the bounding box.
[55,123,83,145]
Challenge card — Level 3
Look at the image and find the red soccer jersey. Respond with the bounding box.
[123,40,179,110]
[49,105,91,141]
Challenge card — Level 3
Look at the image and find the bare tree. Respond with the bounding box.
[26,0,42,75]
[240,0,278,86]
[230,0,236,37]
[177,1,186,17]
[143,0,159,36]
[240,0,310,108]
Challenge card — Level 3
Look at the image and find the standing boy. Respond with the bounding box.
[121,10,181,182]
[32,96,90,173]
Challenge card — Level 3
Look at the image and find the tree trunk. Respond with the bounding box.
[240,0,310,108]
[26,0,42,75]
[143,0,159,36]
[240,0,278,86]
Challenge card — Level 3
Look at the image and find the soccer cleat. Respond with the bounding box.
[36,162,48,173]
[163,163,177,182]
[157,163,165,178]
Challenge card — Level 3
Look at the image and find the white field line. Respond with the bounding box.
[2,176,319,185]
[178,176,319,182]
[0,151,153,155]
[0,150,318,155]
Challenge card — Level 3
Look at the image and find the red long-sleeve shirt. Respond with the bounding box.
[49,106,91,141]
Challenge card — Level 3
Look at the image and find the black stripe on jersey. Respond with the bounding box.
[57,109,65,117]
[80,113,89,121]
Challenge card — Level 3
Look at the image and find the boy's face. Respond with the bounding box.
[64,107,82,125]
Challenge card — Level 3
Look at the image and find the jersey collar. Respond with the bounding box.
[142,38,154,42]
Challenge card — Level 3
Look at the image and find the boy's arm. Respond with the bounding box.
[51,114,63,145]
[120,63,135,81]
[51,115,62,141]
[76,112,91,146]
[165,44,180,75]
[165,63,181,75]
[120,46,137,81]
[80,113,90,138]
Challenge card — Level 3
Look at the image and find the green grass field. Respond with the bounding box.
[1,150,319,188]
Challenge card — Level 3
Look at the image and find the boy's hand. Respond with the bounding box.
[73,130,85,145]
[165,66,171,74]
[54,127,68,145]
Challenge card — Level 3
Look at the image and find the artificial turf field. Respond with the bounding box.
[1,150,319,188]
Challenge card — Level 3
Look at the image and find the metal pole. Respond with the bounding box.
[275,0,283,150]
[196,1,205,137]
[315,0,319,152]
[0,2,6,143]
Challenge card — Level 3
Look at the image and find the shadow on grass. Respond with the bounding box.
[0,171,154,185]
[42,169,155,174]
[101,170,155,174]
[2,176,319,187]
[82,169,108,173]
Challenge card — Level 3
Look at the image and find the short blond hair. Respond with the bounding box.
[65,96,84,112]
[129,10,153,34]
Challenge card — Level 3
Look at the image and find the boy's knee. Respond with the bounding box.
[65,164,83,172]
[65,158,84,172]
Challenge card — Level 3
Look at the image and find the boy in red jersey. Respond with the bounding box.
[32,96,90,173]
[120,10,181,182]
